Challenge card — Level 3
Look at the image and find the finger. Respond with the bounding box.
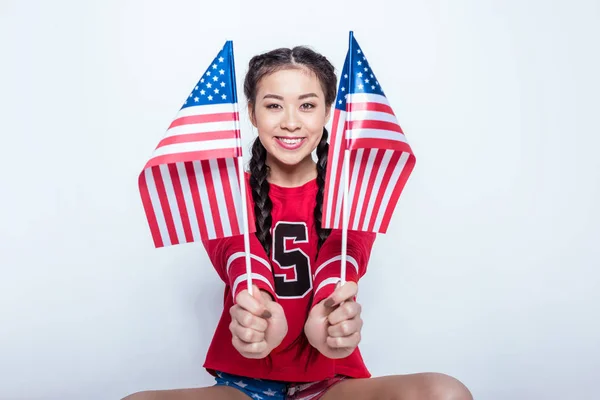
[327,301,361,325]
[327,332,361,349]
[232,335,268,354]
[327,317,363,338]
[236,289,271,318]
[230,306,268,331]
[229,319,265,343]
[323,281,358,308]
[251,284,264,302]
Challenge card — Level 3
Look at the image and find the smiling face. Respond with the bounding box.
[249,68,331,170]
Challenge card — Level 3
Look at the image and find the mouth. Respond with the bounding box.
[275,136,306,150]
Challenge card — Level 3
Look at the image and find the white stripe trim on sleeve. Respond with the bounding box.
[226,252,272,276]
[232,273,275,299]
[313,255,358,280]
[314,277,341,297]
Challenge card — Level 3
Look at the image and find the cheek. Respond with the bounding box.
[305,118,325,142]
[255,110,279,134]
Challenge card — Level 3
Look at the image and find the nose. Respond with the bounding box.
[280,108,301,132]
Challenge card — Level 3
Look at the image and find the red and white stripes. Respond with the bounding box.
[322,93,415,234]
[139,103,254,248]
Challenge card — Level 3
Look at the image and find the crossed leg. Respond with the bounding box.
[122,372,471,400]
[321,372,473,400]
[121,386,250,400]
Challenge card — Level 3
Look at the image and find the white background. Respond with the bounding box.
[1,0,599,399]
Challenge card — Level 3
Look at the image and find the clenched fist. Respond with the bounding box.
[229,285,287,359]
[304,281,363,359]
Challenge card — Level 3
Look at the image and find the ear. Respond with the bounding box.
[324,105,332,123]
[248,103,257,127]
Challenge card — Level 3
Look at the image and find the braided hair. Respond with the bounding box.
[244,46,338,370]
[244,46,337,256]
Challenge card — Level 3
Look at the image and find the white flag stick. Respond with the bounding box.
[340,31,355,286]
[238,157,252,295]
[340,148,350,285]
[229,40,253,296]
[234,104,253,296]
[237,156,253,295]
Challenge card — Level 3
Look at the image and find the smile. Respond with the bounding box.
[275,137,305,150]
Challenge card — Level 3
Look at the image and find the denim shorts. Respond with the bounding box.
[214,370,346,400]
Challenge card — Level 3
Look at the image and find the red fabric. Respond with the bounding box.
[202,174,376,382]
[287,375,347,399]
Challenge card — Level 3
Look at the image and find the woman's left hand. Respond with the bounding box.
[304,281,363,359]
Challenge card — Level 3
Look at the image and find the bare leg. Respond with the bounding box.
[322,373,473,400]
[121,386,251,400]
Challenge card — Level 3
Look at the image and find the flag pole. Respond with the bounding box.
[341,149,350,286]
[229,40,254,296]
[238,157,253,295]
[340,31,354,286]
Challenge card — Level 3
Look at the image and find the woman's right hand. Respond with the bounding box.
[229,285,287,359]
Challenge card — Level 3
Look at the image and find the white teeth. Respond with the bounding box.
[280,138,302,145]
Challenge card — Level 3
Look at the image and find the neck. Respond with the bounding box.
[266,154,317,187]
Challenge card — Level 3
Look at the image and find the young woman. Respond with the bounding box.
[123,46,472,400]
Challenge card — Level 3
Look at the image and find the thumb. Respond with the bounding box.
[322,281,342,308]
[323,281,357,308]
[251,284,263,302]
[251,285,272,319]
[263,296,280,317]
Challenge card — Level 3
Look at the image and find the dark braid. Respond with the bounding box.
[314,127,332,251]
[248,138,273,256]
[244,46,337,255]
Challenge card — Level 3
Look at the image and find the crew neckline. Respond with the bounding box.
[268,178,318,197]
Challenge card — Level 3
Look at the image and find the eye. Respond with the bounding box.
[266,104,282,109]
[300,103,315,110]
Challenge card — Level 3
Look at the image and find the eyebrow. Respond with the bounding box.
[262,93,319,101]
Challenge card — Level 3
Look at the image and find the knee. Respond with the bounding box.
[424,373,473,400]
[121,390,153,400]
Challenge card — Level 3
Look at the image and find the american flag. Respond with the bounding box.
[322,33,416,233]
[139,41,255,248]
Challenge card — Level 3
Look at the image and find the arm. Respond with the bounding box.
[311,229,377,307]
[202,234,277,303]
[304,229,376,359]
[202,234,287,359]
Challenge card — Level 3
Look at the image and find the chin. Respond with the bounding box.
[266,149,305,166]
[274,155,304,167]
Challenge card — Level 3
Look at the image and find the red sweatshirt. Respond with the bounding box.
[202,175,376,382]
